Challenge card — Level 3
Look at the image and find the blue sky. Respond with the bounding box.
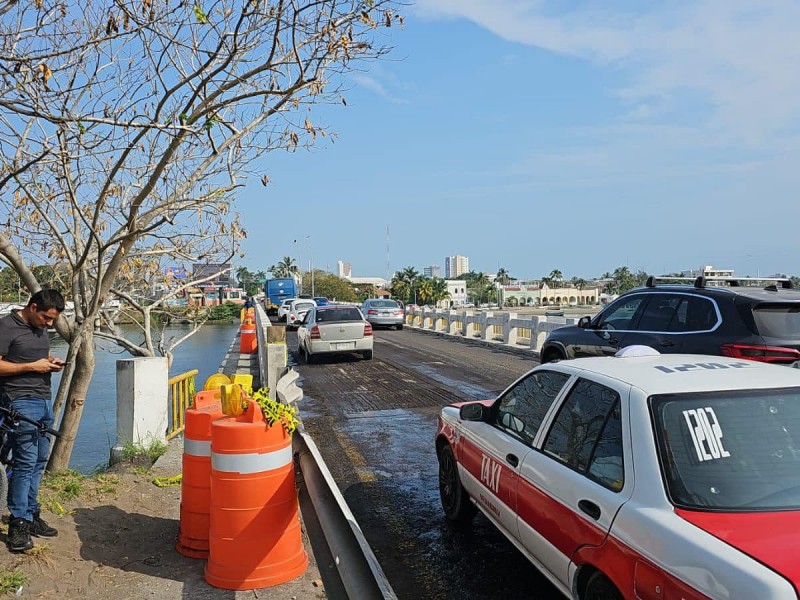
[238,1,800,282]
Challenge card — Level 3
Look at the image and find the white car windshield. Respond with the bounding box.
[652,388,800,510]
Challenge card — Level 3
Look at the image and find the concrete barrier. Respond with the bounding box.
[404,307,580,354]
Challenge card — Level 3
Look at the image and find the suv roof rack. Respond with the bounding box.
[645,275,793,290]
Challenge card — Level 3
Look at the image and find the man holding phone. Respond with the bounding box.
[0,289,65,552]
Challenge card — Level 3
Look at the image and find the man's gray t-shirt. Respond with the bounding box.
[0,310,52,400]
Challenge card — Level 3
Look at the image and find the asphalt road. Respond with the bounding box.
[290,327,565,600]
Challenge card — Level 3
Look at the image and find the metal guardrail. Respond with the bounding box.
[295,430,398,600]
[166,369,198,440]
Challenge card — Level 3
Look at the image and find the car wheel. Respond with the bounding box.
[438,445,476,524]
[584,572,622,600]
[541,347,566,363]
[396,323,403,330]
[305,344,315,364]
[362,349,373,360]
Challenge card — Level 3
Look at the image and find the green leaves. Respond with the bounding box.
[192,4,208,24]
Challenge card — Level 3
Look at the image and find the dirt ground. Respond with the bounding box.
[0,441,326,599]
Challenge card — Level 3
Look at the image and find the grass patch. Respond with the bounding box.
[121,438,168,464]
[94,473,119,495]
[132,466,152,476]
[42,469,85,501]
[0,569,27,594]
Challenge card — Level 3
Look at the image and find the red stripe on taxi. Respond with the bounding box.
[676,509,800,595]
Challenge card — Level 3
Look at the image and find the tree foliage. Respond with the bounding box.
[0,0,402,468]
[602,267,649,295]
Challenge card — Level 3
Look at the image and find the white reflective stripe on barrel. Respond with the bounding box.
[184,438,211,457]
[211,444,292,474]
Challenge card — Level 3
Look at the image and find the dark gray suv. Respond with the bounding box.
[541,276,800,364]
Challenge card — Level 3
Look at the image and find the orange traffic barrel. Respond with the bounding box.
[239,317,257,354]
[205,402,308,590]
[176,390,225,559]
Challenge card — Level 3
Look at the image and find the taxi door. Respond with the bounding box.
[515,377,634,589]
[456,419,531,541]
[455,370,574,545]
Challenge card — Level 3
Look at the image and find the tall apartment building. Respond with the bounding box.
[444,255,469,278]
[337,260,352,279]
[423,265,441,278]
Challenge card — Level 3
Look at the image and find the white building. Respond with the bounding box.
[423,265,441,278]
[337,260,352,278]
[683,265,735,278]
[445,255,469,278]
[442,280,468,308]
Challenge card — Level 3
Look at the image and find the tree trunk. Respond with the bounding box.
[48,329,96,471]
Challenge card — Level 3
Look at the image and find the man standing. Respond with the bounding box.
[0,289,65,552]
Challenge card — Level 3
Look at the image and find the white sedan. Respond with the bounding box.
[286,298,316,329]
[297,305,373,362]
[436,346,800,600]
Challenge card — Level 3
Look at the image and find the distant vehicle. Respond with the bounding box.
[264,277,297,315]
[541,275,800,364]
[361,299,404,330]
[297,305,373,362]
[276,299,296,322]
[314,297,329,306]
[286,298,316,329]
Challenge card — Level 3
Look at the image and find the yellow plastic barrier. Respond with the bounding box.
[231,373,253,395]
[221,383,246,417]
[203,373,231,391]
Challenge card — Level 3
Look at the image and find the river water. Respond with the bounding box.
[50,322,240,473]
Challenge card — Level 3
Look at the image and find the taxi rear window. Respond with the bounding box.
[652,388,800,511]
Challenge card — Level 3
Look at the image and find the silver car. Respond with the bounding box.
[297,305,373,362]
[361,298,404,330]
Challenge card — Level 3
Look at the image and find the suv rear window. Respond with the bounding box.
[652,388,800,510]
[752,304,800,338]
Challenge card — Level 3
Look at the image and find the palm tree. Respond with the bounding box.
[494,267,514,286]
[269,256,299,278]
[396,266,420,284]
[549,269,563,287]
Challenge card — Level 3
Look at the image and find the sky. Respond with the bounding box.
[237,0,800,282]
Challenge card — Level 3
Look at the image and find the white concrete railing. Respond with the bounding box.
[404,307,580,354]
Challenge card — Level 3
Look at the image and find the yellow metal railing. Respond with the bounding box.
[492,324,504,340]
[167,369,199,440]
[518,327,532,343]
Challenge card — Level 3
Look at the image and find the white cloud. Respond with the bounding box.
[414,0,800,145]
[351,74,409,104]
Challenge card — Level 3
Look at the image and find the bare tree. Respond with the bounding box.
[0,0,402,468]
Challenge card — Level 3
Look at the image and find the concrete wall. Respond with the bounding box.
[404,307,581,354]
[115,357,169,449]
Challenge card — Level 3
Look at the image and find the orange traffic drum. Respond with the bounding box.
[205,402,307,590]
[239,318,257,354]
[176,390,225,559]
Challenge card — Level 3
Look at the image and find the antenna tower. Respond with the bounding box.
[386,225,390,282]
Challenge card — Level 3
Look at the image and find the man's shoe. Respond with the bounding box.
[7,518,34,552]
[31,512,58,538]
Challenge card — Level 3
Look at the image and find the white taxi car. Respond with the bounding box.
[436,347,800,600]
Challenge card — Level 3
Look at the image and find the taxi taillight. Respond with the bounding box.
[364,323,373,337]
[310,325,321,339]
[721,343,800,364]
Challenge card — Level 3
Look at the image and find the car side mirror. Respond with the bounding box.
[459,403,485,421]
[578,316,592,329]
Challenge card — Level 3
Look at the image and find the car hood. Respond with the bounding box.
[676,508,800,592]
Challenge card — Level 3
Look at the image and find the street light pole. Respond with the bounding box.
[294,236,314,297]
